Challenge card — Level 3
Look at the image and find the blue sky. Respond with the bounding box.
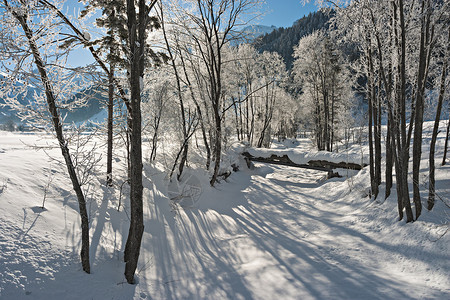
[65,1,320,67]
[259,0,319,28]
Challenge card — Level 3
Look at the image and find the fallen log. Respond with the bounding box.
[308,160,366,171]
[242,151,366,173]
[242,152,331,172]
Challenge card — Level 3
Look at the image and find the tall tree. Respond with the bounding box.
[411,0,435,219]
[333,0,448,221]
[428,28,449,210]
[173,0,261,186]
[122,0,158,284]
[158,3,198,180]
[55,0,160,282]
[1,0,91,273]
[80,0,128,185]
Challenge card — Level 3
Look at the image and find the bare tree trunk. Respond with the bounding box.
[392,133,403,220]
[233,99,241,141]
[126,125,131,181]
[428,29,449,210]
[412,0,434,220]
[245,90,250,142]
[123,0,155,284]
[107,63,114,186]
[203,120,212,170]
[315,95,323,151]
[385,116,394,199]
[323,90,330,151]
[368,80,375,198]
[177,141,190,180]
[248,87,255,145]
[370,6,393,201]
[210,108,222,186]
[443,114,450,166]
[330,88,336,152]
[12,7,90,273]
[257,82,274,148]
[374,80,382,198]
[399,0,414,222]
[367,42,376,198]
[150,102,163,161]
[393,0,414,222]
[192,99,211,170]
[239,98,244,141]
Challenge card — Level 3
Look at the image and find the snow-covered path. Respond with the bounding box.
[140,163,449,300]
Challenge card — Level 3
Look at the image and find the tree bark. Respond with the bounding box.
[123,0,153,284]
[107,63,114,186]
[374,79,382,198]
[257,82,274,148]
[210,108,222,185]
[385,116,393,200]
[394,0,414,222]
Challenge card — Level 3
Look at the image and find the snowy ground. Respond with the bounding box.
[0,122,449,299]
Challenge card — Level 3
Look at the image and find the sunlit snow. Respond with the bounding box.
[0,121,449,299]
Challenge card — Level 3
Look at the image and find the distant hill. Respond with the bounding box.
[230,24,277,46]
[242,25,277,41]
[0,76,106,126]
[254,9,333,69]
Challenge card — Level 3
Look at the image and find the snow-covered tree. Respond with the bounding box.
[164,0,263,186]
[333,0,449,221]
[0,0,92,273]
[293,30,353,152]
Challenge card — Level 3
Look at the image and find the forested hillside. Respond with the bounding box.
[254,9,332,69]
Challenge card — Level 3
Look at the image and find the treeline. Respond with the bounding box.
[311,0,449,223]
[287,1,449,225]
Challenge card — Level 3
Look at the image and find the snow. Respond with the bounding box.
[0,121,449,299]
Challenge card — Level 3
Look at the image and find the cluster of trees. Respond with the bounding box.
[142,40,295,172]
[0,0,448,285]
[330,0,449,222]
[291,0,449,223]
[1,0,164,283]
[0,0,296,283]
[293,30,353,152]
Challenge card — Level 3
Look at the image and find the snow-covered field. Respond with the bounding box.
[0,121,449,299]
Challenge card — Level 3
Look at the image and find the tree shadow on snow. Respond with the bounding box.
[141,163,447,299]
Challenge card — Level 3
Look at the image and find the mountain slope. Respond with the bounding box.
[0,80,106,126]
[254,9,333,69]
